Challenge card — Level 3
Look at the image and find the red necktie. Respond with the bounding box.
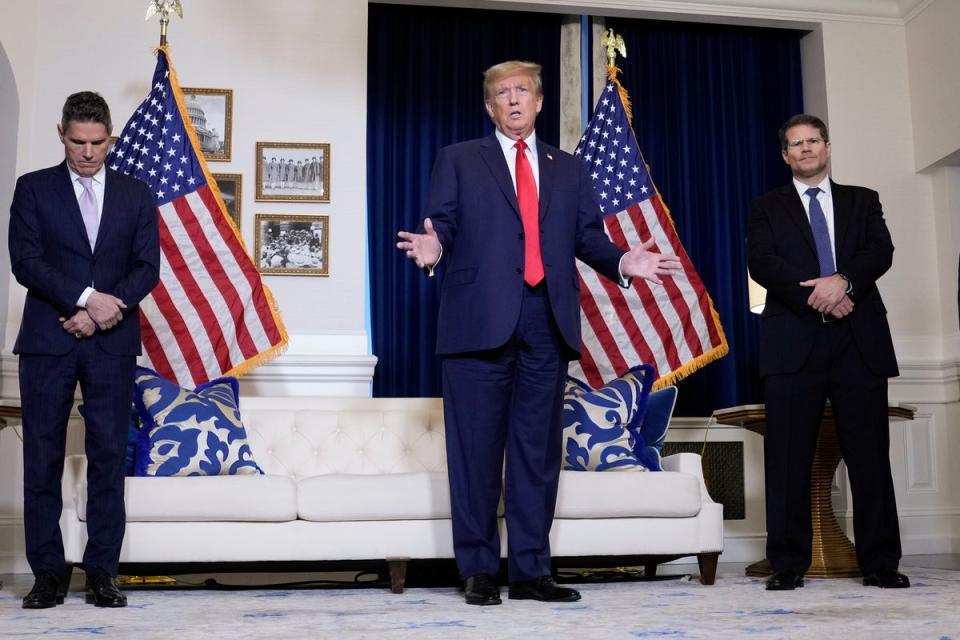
[514,139,543,286]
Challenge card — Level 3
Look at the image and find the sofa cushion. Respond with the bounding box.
[134,367,263,477]
[78,475,297,522]
[555,469,701,518]
[297,471,451,521]
[632,385,678,472]
[562,364,655,471]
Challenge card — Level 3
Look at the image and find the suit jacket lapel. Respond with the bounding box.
[830,180,851,261]
[53,162,94,255]
[95,170,118,254]
[536,141,554,222]
[779,183,817,258]
[479,134,520,219]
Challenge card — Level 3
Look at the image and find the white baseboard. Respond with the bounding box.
[0,516,28,574]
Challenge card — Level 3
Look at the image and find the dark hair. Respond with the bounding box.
[61,91,112,133]
[778,114,829,151]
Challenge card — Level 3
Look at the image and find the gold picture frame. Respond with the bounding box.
[181,87,233,161]
[211,173,242,229]
[256,142,330,202]
[254,213,329,276]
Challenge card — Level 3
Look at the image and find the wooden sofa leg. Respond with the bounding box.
[388,559,408,593]
[697,552,719,585]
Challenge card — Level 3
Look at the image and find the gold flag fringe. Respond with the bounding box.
[604,66,730,391]
[155,46,289,378]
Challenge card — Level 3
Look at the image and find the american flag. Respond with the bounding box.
[108,47,287,387]
[570,73,727,389]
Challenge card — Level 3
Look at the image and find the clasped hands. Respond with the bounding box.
[60,291,127,339]
[398,219,683,285]
[800,274,853,319]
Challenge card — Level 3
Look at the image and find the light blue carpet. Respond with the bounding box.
[2,567,958,639]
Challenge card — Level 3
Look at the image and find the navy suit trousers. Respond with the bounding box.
[441,283,569,581]
[20,341,136,578]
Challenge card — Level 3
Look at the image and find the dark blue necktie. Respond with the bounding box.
[805,187,835,276]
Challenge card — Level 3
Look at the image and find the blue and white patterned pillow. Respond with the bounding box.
[133,367,262,477]
[562,364,655,471]
[631,385,677,472]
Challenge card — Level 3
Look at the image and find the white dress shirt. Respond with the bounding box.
[67,164,106,306]
[793,176,836,255]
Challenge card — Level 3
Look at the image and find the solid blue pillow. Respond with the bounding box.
[562,364,655,471]
[133,367,262,477]
[630,385,677,472]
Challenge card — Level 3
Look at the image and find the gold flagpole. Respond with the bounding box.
[145,0,183,46]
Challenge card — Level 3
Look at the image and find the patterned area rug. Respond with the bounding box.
[2,567,958,639]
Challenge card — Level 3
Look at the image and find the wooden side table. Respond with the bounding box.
[713,403,915,578]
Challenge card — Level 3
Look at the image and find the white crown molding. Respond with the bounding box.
[396,0,910,25]
[900,0,936,24]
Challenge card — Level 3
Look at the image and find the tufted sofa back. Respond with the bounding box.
[239,397,447,480]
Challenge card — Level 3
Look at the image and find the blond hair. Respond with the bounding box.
[483,60,543,99]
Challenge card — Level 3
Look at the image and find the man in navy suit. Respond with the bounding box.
[10,91,160,608]
[398,61,679,605]
[747,114,908,591]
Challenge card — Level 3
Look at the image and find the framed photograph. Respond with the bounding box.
[254,214,329,276]
[256,142,330,202]
[211,173,242,228]
[181,87,233,161]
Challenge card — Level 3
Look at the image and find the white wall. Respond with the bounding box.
[904,0,960,170]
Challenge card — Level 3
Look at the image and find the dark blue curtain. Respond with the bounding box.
[367,3,561,397]
[604,17,804,415]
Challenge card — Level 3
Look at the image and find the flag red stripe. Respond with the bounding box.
[145,277,207,385]
[628,201,704,358]
[649,196,723,349]
[575,336,604,388]
[578,272,630,378]
[605,213,677,371]
[159,209,234,373]
[198,186,283,345]
[139,309,175,381]
[170,196,260,360]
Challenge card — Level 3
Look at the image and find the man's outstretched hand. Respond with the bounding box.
[621,239,682,285]
[397,217,441,269]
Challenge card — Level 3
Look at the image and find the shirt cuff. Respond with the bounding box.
[425,244,443,277]
[77,287,95,308]
[617,255,631,288]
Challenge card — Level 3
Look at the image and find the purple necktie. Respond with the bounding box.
[805,187,834,276]
[78,176,99,251]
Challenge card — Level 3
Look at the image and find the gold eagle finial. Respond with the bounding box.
[145,0,183,46]
[600,28,626,67]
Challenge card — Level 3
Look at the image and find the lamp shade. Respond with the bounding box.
[748,275,765,315]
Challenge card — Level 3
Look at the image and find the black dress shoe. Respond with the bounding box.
[863,568,910,589]
[508,576,581,602]
[463,573,501,606]
[85,574,127,608]
[22,572,64,609]
[765,569,804,591]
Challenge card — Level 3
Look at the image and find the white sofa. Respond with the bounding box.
[60,396,724,591]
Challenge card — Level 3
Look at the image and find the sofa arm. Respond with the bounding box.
[62,454,87,510]
[661,451,703,477]
[661,452,717,504]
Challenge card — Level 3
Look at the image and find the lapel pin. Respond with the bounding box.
[546,153,553,160]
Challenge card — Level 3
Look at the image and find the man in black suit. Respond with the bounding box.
[10,92,160,608]
[747,114,908,591]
